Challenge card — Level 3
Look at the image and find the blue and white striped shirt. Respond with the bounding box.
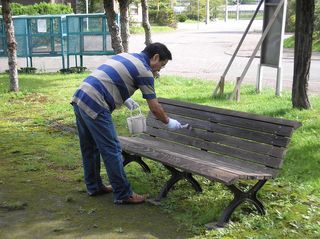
[71,52,156,119]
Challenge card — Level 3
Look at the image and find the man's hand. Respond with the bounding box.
[167,118,182,129]
[153,71,160,78]
[124,98,139,110]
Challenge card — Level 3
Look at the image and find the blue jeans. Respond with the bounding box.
[73,104,132,202]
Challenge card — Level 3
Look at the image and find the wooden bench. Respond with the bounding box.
[119,98,301,228]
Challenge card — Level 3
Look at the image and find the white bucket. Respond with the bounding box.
[127,107,146,135]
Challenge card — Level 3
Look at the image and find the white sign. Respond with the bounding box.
[37,19,47,33]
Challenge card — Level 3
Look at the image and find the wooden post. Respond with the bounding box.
[229,0,284,101]
[213,76,225,96]
[212,0,264,97]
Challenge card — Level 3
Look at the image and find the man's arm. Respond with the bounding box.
[146,98,169,124]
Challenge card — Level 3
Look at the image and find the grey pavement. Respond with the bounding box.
[1,20,319,94]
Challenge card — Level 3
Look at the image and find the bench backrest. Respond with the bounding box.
[145,98,301,170]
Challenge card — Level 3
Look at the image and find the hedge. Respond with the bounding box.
[0,2,73,16]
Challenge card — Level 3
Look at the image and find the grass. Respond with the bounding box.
[130,24,175,34]
[284,35,320,52]
[0,73,320,238]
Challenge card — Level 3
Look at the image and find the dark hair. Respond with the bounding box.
[142,42,172,61]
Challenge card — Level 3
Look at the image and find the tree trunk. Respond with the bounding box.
[292,0,314,109]
[2,0,19,92]
[70,0,77,13]
[141,0,152,46]
[119,0,130,52]
[103,0,124,54]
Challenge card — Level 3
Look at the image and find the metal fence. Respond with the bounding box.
[0,13,117,70]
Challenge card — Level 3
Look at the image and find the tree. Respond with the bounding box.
[186,0,224,21]
[103,0,124,53]
[119,0,130,52]
[141,0,152,45]
[292,0,315,109]
[1,0,19,92]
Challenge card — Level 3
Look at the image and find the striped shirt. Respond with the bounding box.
[71,52,156,119]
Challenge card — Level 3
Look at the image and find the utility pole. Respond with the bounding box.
[236,0,240,21]
[225,0,228,22]
[197,0,200,30]
[206,0,210,24]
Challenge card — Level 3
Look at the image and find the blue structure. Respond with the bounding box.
[0,18,6,57]
[0,13,117,70]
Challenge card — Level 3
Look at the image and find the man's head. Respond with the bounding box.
[142,43,172,73]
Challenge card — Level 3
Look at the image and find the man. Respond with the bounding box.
[71,42,182,204]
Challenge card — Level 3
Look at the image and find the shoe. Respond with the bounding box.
[122,192,147,204]
[88,185,113,196]
[100,185,113,194]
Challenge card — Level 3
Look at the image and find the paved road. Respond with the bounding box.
[1,20,319,94]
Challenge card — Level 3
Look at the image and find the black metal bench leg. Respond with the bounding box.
[155,165,202,202]
[122,151,151,173]
[155,170,183,201]
[185,173,202,193]
[247,180,267,215]
[207,180,267,229]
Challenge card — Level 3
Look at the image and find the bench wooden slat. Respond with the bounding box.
[138,135,278,177]
[146,126,283,168]
[119,136,273,184]
[159,98,301,129]
[147,115,285,158]
[162,104,294,137]
[149,112,290,148]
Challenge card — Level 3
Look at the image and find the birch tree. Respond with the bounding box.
[1,0,19,92]
[141,0,152,45]
[103,0,124,53]
[119,0,130,52]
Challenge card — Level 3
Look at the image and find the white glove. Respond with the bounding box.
[167,118,182,130]
[124,98,139,110]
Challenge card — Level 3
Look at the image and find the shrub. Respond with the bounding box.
[315,1,320,37]
[285,0,295,33]
[149,7,177,27]
[4,2,73,16]
[177,14,187,23]
[59,66,87,74]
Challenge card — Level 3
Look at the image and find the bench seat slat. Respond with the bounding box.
[119,136,275,184]
[159,98,301,129]
[138,135,278,177]
[147,115,285,158]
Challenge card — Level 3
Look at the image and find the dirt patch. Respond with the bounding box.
[49,121,77,134]
[24,93,49,103]
[7,117,30,123]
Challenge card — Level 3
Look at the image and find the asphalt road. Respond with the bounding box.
[1,20,319,94]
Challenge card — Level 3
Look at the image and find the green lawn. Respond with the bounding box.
[130,24,175,34]
[284,35,320,52]
[0,73,319,238]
